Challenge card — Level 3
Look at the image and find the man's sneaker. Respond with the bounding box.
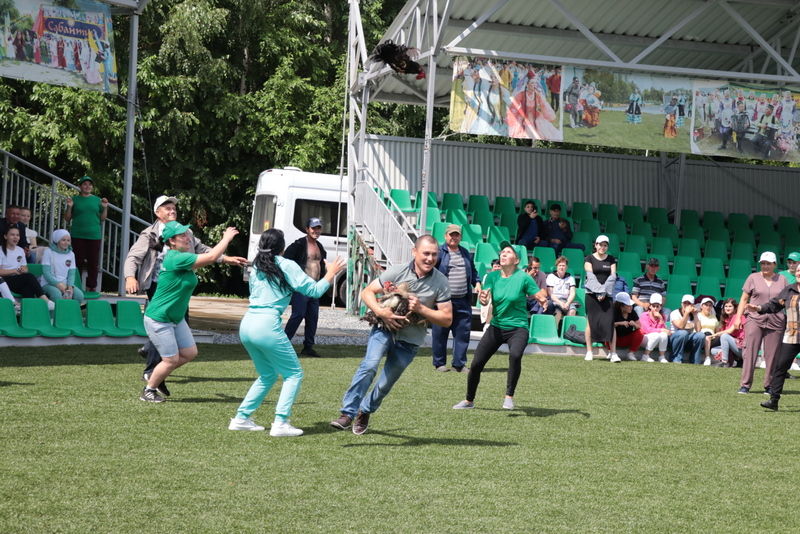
[300,347,321,358]
[453,366,469,373]
[763,386,772,395]
[452,400,475,409]
[641,355,655,363]
[435,365,450,372]
[658,356,669,363]
[156,381,171,397]
[737,386,750,394]
[228,417,265,431]
[609,352,621,363]
[139,387,165,403]
[584,351,593,361]
[352,411,370,435]
[270,421,303,437]
[761,398,779,411]
[502,397,515,410]
[137,346,148,359]
[330,414,352,430]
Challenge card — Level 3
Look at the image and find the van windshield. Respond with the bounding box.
[251,194,277,234]
[293,199,347,237]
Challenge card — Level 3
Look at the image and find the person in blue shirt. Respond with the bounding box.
[229,229,345,437]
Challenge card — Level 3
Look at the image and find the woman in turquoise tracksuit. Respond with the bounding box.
[229,229,345,437]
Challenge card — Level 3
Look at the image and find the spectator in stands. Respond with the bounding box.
[139,222,241,403]
[708,298,745,367]
[754,263,800,411]
[669,295,705,364]
[639,293,670,363]
[452,242,542,411]
[432,224,480,373]
[583,235,617,361]
[0,205,30,251]
[526,256,550,314]
[17,207,38,263]
[546,255,576,327]
[40,229,83,302]
[696,297,720,365]
[542,204,583,255]
[735,251,786,394]
[632,257,668,316]
[778,251,800,284]
[516,201,544,248]
[63,176,108,292]
[607,292,642,363]
[283,217,328,358]
[0,226,53,309]
[752,104,779,158]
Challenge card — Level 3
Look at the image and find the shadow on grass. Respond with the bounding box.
[170,375,255,384]
[490,406,591,418]
[172,393,243,403]
[0,381,34,387]
[338,429,517,447]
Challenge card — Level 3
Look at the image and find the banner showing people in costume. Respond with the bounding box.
[561,67,692,153]
[0,1,117,94]
[450,57,563,141]
[691,81,800,162]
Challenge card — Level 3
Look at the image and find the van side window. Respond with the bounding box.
[252,194,277,234]
[293,199,347,237]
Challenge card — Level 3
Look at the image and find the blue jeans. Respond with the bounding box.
[340,327,419,417]
[669,329,706,363]
[431,295,472,369]
[284,293,320,349]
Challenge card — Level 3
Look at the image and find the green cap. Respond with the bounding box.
[499,240,519,260]
[79,175,93,184]
[788,251,800,262]
[161,221,191,240]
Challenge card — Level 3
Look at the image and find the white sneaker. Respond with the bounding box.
[502,397,515,410]
[609,352,621,363]
[624,352,638,361]
[791,361,800,371]
[584,351,593,361]
[757,358,766,369]
[659,356,669,363]
[228,417,265,431]
[452,400,475,410]
[642,355,655,363]
[703,357,711,366]
[270,421,303,437]
[46,300,55,311]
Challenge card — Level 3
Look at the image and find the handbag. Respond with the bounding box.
[563,324,586,345]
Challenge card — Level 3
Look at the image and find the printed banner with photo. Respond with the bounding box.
[450,57,563,141]
[561,67,692,153]
[0,0,118,94]
[691,81,800,162]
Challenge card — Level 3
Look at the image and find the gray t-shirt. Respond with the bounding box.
[378,262,451,346]
[447,251,469,297]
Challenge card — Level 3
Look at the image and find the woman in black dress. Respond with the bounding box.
[583,234,617,361]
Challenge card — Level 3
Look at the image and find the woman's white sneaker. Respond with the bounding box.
[584,351,593,361]
[703,356,712,366]
[609,352,621,363]
[228,417,265,431]
[270,421,303,437]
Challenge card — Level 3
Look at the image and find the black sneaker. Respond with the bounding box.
[352,411,370,435]
[157,381,171,397]
[761,398,779,411]
[300,347,321,358]
[139,387,165,403]
[763,386,772,396]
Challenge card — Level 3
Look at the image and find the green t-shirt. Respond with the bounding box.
[70,195,103,239]
[484,269,539,330]
[145,250,198,324]
[779,269,797,284]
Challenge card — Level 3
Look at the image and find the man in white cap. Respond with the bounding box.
[668,294,705,363]
[124,195,247,393]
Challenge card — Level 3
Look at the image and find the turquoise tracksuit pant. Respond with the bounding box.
[235,308,303,422]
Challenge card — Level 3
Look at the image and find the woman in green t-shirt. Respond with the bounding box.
[63,176,108,292]
[453,242,544,411]
[139,221,240,403]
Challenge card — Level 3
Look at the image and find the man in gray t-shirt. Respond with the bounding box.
[330,235,452,435]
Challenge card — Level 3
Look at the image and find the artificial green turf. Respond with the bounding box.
[1,344,799,533]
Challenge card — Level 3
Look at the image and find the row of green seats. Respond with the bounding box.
[0,299,146,338]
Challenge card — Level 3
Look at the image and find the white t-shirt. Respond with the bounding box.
[670,308,696,331]
[0,246,27,270]
[41,247,76,285]
[546,272,576,301]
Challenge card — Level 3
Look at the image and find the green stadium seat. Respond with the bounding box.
[758,230,782,250]
[389,189,415,212]
[475,242,500,265]
[20,298,70,337]
[784,235,800,252]
[707,227,730,246]
[86,301,135,337]
[513,245,529,264]
[422,207,442,233]
[579,218,601,237]
[604,219,627,239]
[650,236,675,261]
[646,207,669,229]
[574,287,587,317]
[672,256,698,281]
[498,211,517,240]
[572,231,592,252]
[493,196,516,217]
[474,261,487,279]
[732,228,755,246]
[432,222,448,244]
[471,209,495,236]
[597,203,619,227]
[54,300,103,337]
[561,248,586,275]
[727,259,753,280]
[570,202,593,224]
[532,246,556,272]
[414,190,438,210]
[724,277,747,300]
[624,235,648,259]
[462,224,483,249]
[116,300,148,337]
[756,243,780,261]
[702,211,725,232]
[467,194,491,215]
[0,299,37,337]
[617,251,642,276]
[441,192,464,212]
[616,270,635,289]
[681,225,705,244]
[631,221,653,246]
[726,213,750,234]
[730,242,755,262]
[71,269,101,300]
[676,238,701,262]
[622,205,644,227]
[700,257,725,280]
[529,314,564,345]
[679,209,700,230]
[667,274,692,296]
[777,216,799,237]
[703,239,728,261]
[665,292,683,312]
[560,315,601,347]
[657,223,680,248]
[487,225,509,248]
[752,215,774,236]
[445,208,469,227]
[695,275,722,300]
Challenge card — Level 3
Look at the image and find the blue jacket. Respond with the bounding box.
[435,244,479,290]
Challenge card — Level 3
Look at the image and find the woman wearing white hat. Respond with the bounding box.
[734,251,786,394]
[583,235,617,361]
[638,293,670,363]
[696,297,719,365]
[607,292,643,363]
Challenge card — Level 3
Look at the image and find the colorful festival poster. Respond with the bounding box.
[691,81,800,162]
[561,67,692,153]
[450,57,563,141]
[0,0,118,94]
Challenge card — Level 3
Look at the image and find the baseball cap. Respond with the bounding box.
[681,294,695,303]
[306,217,323,228]
[445,224,462,235]
[649,293,663,305]
[595,234,609,244]
[614,292,633,306]
[787,251,800,262]
[499,240,520,260]
[759,251,777,263]
[700,297,715,306]
[647,257,660,266]
[161,221,191,240]
[153,195,178,214]
[78,175,93,184]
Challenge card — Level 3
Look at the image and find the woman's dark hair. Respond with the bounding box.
[720,298,738,322]
[253,229,290,292]
[1,227,19,257]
